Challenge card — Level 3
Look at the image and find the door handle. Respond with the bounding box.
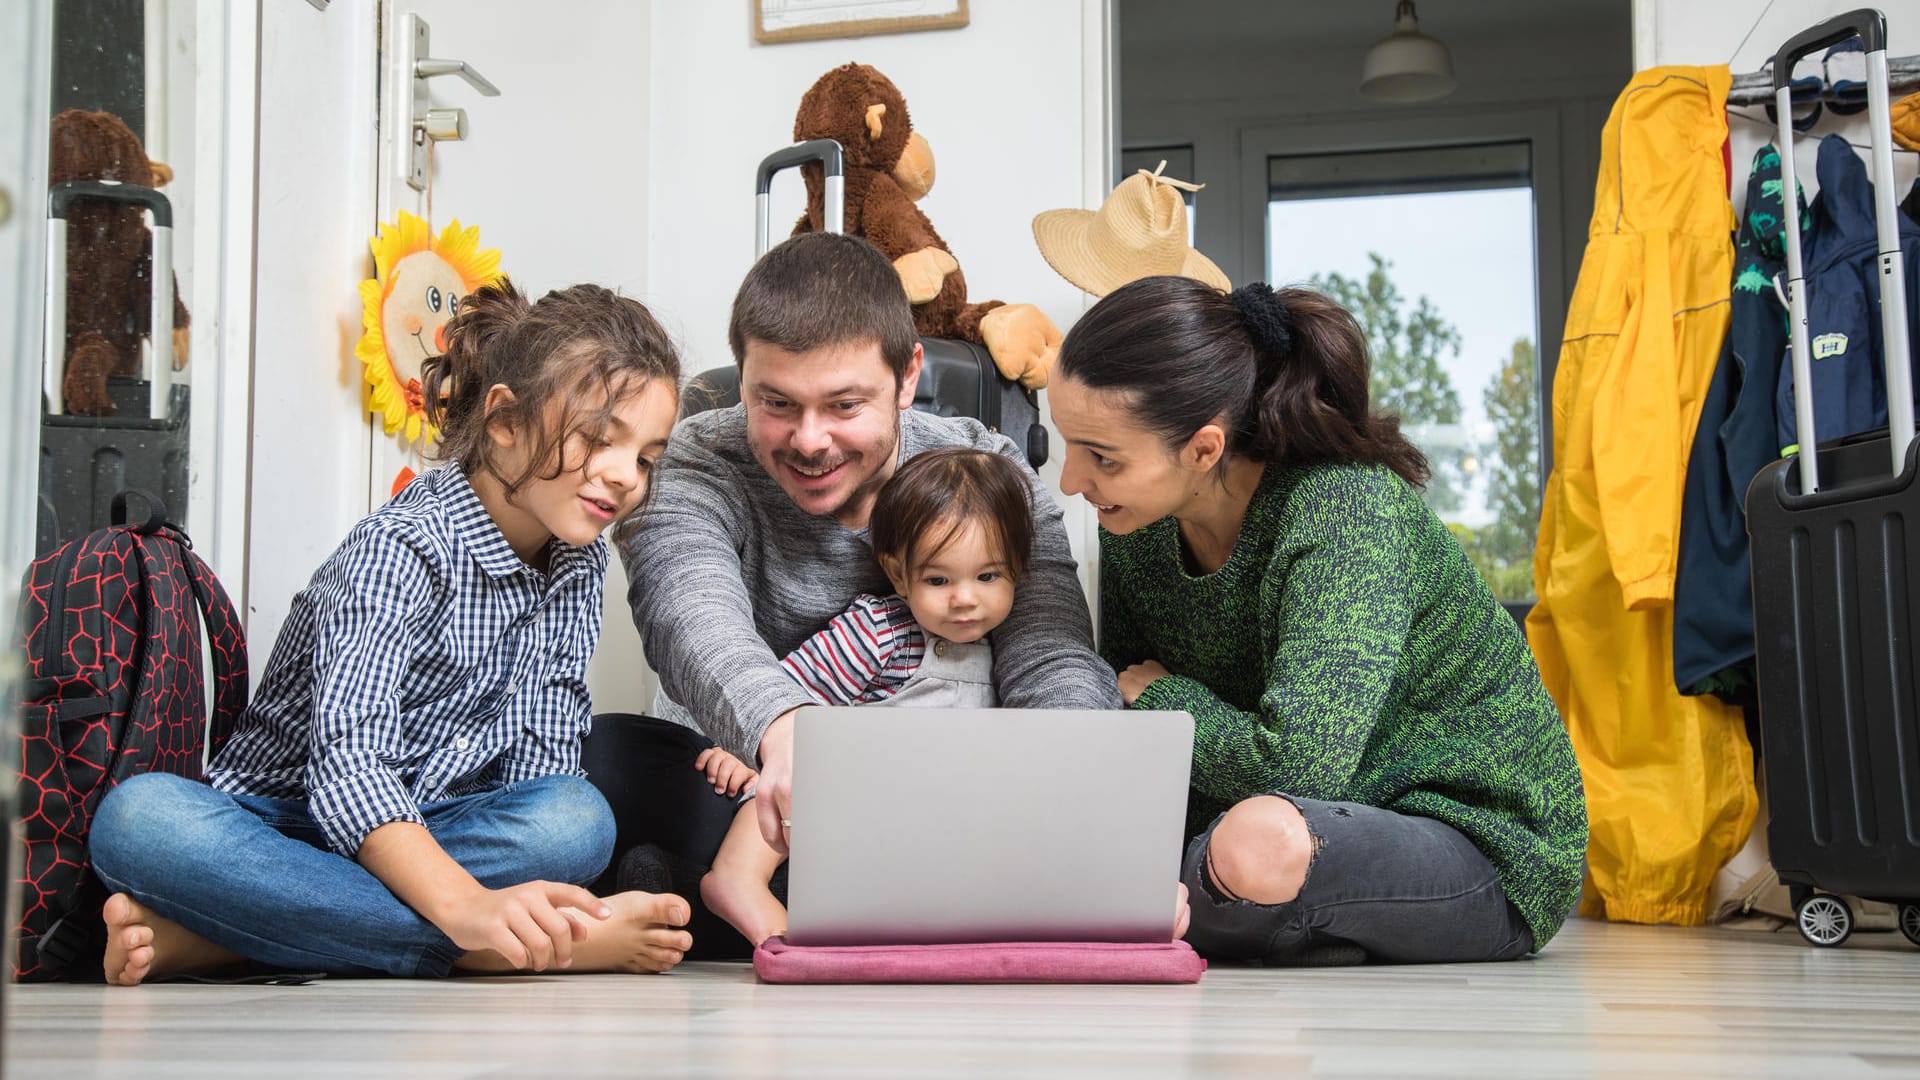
[400,15,503,190]
[415,58,499,98]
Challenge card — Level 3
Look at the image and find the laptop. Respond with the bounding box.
[783,706,1195,947]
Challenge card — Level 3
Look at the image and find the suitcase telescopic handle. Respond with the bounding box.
[43,180,176,420]
[756,139,845,258]
[1770,9,1886,87]
[1772,8,1912,492]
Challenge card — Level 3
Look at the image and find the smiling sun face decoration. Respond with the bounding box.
[356,212,503,444]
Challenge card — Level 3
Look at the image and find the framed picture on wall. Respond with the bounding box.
[752,0,969,45]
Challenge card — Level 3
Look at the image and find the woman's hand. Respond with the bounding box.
[1117,660,1171,705]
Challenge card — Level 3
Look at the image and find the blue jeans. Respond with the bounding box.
[89,772,616,977]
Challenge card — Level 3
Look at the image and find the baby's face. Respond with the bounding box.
[885,519,1017,645]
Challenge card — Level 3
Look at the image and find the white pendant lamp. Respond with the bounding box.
[1360,0,1458,103]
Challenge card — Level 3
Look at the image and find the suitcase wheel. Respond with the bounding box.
[1900,904,1920,949]
[1795,893,1854,948]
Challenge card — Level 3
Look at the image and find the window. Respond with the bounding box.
[1267,142,1543,604]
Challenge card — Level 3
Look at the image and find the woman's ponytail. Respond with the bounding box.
[1243,286,1429,489]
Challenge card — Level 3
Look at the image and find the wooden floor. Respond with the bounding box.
[7,917,1918,1078]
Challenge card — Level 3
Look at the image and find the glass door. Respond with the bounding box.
[3,0,54,1045]
[1267,141,1544,607]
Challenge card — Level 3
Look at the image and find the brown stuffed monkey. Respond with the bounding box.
[792,64,1060,389]
[48,108,191,417]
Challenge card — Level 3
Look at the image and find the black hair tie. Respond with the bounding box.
[1229,282,1292,361]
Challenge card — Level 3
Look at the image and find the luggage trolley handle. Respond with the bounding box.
[44,180,176,420]
[1773,9,1913,491]
[756,139,845,258]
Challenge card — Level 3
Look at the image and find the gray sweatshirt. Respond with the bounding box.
[618,404,1122,761]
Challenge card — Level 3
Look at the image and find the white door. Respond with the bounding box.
[367,0,661,714]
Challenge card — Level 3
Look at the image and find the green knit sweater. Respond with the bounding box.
[1102,461,1587,948]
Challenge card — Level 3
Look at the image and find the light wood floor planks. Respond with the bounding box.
[7,917,1918,1078]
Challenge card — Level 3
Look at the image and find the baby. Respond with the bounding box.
[695,447,1036,945]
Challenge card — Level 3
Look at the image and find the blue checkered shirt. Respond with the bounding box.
[208,465,608,856]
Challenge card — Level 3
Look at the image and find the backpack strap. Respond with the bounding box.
[181,545,248,750]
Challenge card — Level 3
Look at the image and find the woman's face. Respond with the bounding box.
[1049,376,1197,536]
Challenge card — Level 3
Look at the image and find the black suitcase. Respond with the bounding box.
[1744,9,1920,950]
[38,180,190,554]
[682,140,1049,469]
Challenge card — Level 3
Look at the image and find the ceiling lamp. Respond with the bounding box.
[1360,1,1458,103]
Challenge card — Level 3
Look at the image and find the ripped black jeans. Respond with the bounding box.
[1182,795,1536,965]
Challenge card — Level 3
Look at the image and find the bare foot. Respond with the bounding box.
[567,891,694,974]
[1175,883,1192,941]
[701,863,788,947]
[102,893,243,986]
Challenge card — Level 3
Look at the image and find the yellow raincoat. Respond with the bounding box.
[1527,65,1757,926]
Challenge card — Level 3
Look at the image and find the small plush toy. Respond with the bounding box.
[792,63,1061,389]
[356,211,503,445]
[48,109,190,417]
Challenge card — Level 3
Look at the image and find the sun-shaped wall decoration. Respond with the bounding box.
[356,211,503,444]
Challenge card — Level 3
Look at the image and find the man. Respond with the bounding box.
[605,233,1119,947]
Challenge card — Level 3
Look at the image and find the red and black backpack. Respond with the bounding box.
[11,492,247,981]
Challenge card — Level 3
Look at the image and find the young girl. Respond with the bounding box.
[692,447,1036,946]
[1048,275,1587,965]
[88,279,695,984]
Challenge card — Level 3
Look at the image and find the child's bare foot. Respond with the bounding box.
[565,891,694,974]
[102,893,243,986]
[701,862,788,947]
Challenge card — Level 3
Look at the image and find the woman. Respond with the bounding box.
[1049,275,1586,965]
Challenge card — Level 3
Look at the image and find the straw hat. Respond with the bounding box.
[1032,161,1231,297]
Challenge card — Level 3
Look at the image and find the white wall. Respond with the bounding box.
[648,3,1107,380]
[240,2,1106,714]
[1641,0,1920,215]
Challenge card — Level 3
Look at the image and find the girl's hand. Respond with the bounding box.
[439,880,609,972]
[694,746,759,796]
[1117,660,1171,705]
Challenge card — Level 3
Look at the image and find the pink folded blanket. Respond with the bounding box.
[753,936,1207,984]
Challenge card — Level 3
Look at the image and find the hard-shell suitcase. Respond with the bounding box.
[38,179,190,554]
[684,140,1050,469]
[1744,8,1920,950]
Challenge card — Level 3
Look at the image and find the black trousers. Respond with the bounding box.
[579,712,774,959]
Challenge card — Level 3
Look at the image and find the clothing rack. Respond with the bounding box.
[1726,53,1920,105]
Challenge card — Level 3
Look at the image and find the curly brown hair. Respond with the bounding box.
[421,278,682,506]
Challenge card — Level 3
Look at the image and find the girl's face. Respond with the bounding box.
[1048,376,1202,536]
[491,376,678,560]
[881,517,1017,645]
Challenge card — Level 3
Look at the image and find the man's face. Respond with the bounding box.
[741,338,922,530]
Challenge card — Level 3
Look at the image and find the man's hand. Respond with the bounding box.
[694,746,759,796]
[1118,660,1171,705]
[754,708,801,855]
[433,880,612,972]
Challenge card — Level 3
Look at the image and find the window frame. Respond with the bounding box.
[1239,108,1565,622]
